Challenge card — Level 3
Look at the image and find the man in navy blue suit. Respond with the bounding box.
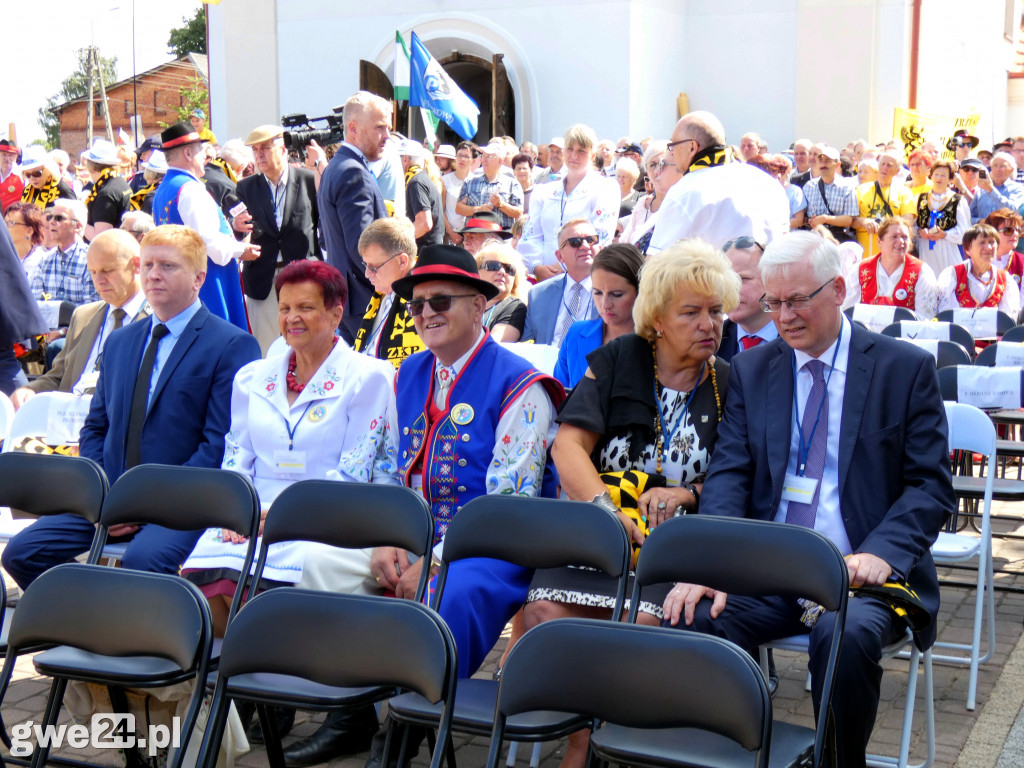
[318,91,391,342]
[520,218,601,346]
[717,235,778,361]
[2,225,260,589]
[663,231,953,768]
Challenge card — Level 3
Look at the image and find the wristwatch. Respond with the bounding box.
[682,483,700,511]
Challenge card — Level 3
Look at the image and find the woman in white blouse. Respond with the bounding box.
[516,124,620,281]
[937,223,1021,316]
[182,260,399,635]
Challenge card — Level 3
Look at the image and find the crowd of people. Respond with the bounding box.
[6,92,1012,768]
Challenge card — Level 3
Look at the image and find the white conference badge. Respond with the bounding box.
[781,473,818,503]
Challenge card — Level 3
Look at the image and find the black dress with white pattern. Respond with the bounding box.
[527,333,729,618]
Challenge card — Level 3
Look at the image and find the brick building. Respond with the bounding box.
[57,54,210,159]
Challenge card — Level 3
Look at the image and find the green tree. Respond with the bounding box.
[37,50,118,150]
[164,74,210,128]
[167,6,207,57]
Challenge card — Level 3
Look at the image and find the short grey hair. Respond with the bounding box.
[53,198,87,226]
[681,111,726,150]
[642,140,668,166]
[760,231,842,285]
[993,151,1018,172]
[615,158,640,180]
[219,139,252,170]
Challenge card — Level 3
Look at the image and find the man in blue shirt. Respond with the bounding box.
[970,152,1024,223]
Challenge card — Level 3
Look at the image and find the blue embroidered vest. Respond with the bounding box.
[396,336,563,543]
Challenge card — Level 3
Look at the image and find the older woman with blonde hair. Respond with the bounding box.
[521,238,738,768]
[475,240,528,341]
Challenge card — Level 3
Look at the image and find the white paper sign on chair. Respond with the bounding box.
[951,308,999,339]
[43,394,93,445]
[899,338,940,360]
[995,341,1024,368]
[899,321,950,340]
[852,304,897,333]
[956,367,1021,410]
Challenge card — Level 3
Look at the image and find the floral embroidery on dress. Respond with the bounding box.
[223,431,241,468]
[264,373,278,395]
[304,365,341,397]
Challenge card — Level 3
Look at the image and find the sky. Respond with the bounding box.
[5,0,204,147]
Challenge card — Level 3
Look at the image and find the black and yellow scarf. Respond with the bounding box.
[21,177,62,209]
[85,166,119,207]
[353,292,425,370]
[684,145,729,175]
[130,181,158,212]
[207,157,239,184]
[403,164,422,187]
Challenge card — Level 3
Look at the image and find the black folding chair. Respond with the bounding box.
[935,309,1016,338]
[892,338,972,368]
[0,563,213,768]
[90,464,261,643]
[615,515,849,768]
[487,619,773,768]
[1001,324,1024,343]
[844,304,917,332]
[386,495,631,767]
[194,590,457,768]
[880,321,976,361]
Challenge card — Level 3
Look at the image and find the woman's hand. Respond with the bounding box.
[219,528,247,544]
[638,486,697,530]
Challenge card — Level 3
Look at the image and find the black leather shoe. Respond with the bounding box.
[363,725,427,768]
[247,706,296,745]
[282,707,379,768]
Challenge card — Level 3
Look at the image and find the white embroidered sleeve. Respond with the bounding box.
[485,381,556,498]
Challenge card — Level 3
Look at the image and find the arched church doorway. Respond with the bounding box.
[359,51,515,145]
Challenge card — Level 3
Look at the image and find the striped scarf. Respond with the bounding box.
[403,164,422,187]
[130,181,158,211]
[21,177,61,209]
[85,166,119,207]
[207,157,238,184]
[684,145,729,175]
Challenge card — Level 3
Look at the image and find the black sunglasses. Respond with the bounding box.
[49,214,69,223]
[23,170,44,179]
[560,235,599,249]
[482,260,516,276]
[407,294,477,317]
[722,236,765,253]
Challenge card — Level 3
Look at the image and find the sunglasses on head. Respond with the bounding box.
[482,260,516,276]
[23,170,44,179]
[560,235,599,249]
[722,236,765,253]
[407,294,477,317]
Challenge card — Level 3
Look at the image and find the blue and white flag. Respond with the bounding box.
[408,31,479,141]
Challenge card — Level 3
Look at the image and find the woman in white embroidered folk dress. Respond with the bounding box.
[181,260,399,636]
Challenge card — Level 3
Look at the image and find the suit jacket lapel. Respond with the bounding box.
[121,321,150,429]
[767,343,794,503]
[67,304,107,387]
[839,326,874,496]
[282,172,300,229]
[253,177,278,234]
[148,307,207,409]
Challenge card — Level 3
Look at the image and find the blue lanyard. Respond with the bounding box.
[654,361,705,467]
[560,275,594,322]
[284,402,315,451]
[790,322,842,476]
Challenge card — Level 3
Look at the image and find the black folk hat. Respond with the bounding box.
[160,121,206,151]
[458,209,512,239]
[392,244,500,301]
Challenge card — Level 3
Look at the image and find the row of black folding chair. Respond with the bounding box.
[881,322,976,363]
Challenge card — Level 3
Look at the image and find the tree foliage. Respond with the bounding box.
[37,51,118,150]
[167,6,207,58]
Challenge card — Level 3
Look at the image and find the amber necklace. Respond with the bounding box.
[651,341,722,474]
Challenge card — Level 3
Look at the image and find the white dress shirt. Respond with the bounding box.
[775,315,854,555]
[552,275,593,348]
[78,291,149,383]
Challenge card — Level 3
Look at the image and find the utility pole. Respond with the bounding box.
[85,48,95,148]
[84,47,115,148]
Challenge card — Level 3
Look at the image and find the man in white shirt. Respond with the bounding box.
[521,218,601,346]
[646,111,790,255]
[10,229,149,408]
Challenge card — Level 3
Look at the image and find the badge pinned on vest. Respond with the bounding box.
[308,405,327,423]
[894,288,909,301]
[451,403,475,425]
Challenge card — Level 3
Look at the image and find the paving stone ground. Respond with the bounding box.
[2,500,1024,768]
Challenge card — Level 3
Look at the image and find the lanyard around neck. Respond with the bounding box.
[790,322,842,476]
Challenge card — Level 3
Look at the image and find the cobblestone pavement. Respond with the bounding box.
[2,501,1024,768]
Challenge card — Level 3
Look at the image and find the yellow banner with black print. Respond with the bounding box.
[892,108,981,161]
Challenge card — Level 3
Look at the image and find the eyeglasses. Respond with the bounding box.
[759,278,835,313]
[4,220,26,228]
[407,294,477,317]
[960,167,980,174]
[666,138,698,152]
[722,236,765,253]
[482,260,516,276]
[49,214,69,223]
[560,235,599,249]
[361,251,402,275]
[1000,227,1021,236]
[23,170,44,179]
[647,159,677,173]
